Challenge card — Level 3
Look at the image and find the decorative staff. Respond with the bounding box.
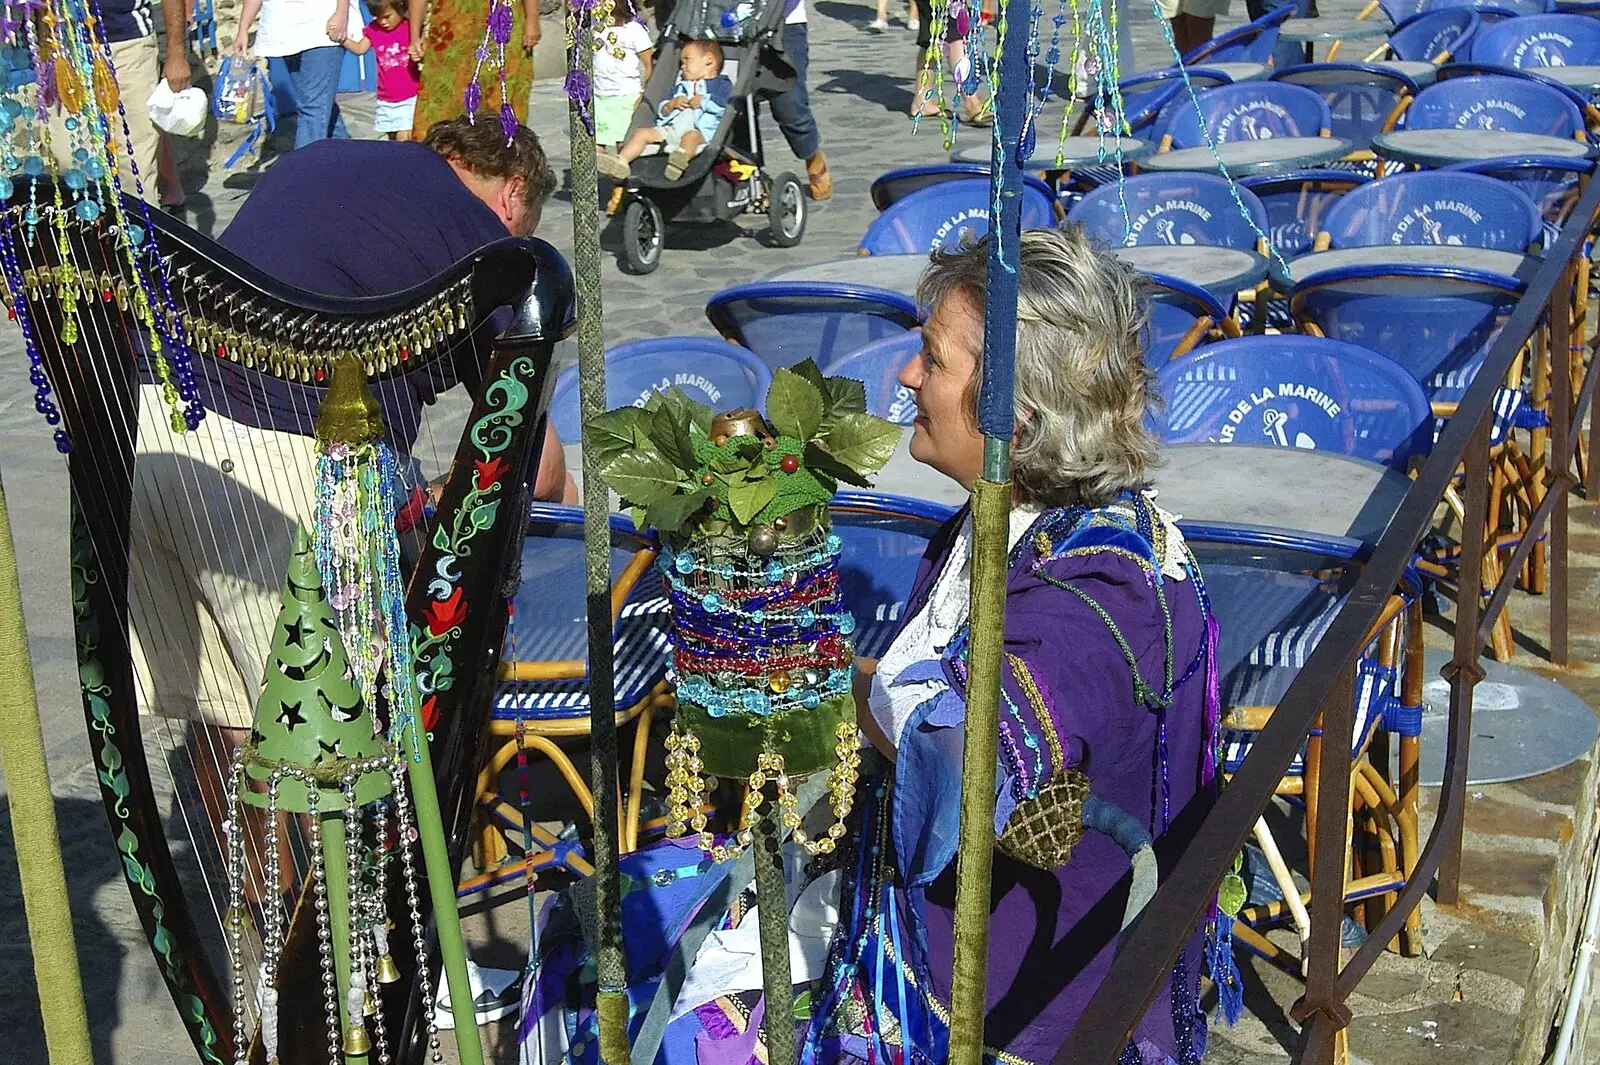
[592,369,898,1065]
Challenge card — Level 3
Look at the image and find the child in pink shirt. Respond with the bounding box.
[344,0,422,139]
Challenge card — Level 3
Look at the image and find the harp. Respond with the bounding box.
[12,177,572,1063]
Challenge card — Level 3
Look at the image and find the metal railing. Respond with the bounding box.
[1052,175,1600,1065]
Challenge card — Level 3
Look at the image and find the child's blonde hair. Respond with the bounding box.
[680,39,725,72]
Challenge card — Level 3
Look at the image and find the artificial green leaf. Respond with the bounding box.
[791,358,827,396]
[647,403,697,473]
[765,368,826,441]
[729,477,778,524]
[746,459,768,479]
[820,413,900,475]
[646,489,713,534]
[654,387,716,438]
[823,375,868,418]
[584,407,648,466]
[600,449,682,505]
[804,441,873,488]
[629,505,648,531]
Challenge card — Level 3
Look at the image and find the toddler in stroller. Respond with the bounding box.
[598,40,731,181]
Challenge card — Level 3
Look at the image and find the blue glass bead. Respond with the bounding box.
[826,534,841,553]
[72,147,88,162]
[718,563,734,580]
[809,552,823,565]
[838,614,856,635]
[0,110,13,134]
[75,198,100,221]
[126,224,145,246]
[21,155,44,176]
[1,97,21,116]
[83,158,105,179]
[702,593,722,613]
[752,609,765,623]
[23,206,38,224]
[63,116,77,131]
[801,690,820,709]
[674,551,695,574]
[0,176,14,200]
[796,607,816,627]
[63,168,87,190]
[765,561,783,582]
[53,429,70,453]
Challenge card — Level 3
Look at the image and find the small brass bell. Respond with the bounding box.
[363,988,378,1017]
[343,1022,372,1057]
[709,408,770,443]
[375,952,402,984]
[748,525,779,556]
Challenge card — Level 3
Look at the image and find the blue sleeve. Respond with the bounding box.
[704,75,733,109]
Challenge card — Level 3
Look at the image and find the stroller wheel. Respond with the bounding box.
[768,173,807,248]
[621,196,664,275]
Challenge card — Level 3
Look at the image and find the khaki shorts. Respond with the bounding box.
[129,385,317,729]
[48,35,161,203]
[1157,0,1232,18]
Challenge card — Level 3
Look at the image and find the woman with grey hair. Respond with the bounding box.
[522,226,1223,1065]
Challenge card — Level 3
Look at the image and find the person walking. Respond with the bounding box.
[233,0,363,147]
[774,0,833,199]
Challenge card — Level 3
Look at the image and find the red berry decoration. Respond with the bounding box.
[780,454,800,474]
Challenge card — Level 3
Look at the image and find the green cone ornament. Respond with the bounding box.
[589,363,898,862]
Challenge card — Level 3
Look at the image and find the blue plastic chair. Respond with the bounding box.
[1067,171,1272,250]
[1429,0,1544,19]
[1287,263,1527,441]
[705,281,922,370]
[1443,153,1594,244]
[871,163,991,211]
[1319,170,1544,250]
[1471,12,1600,65]
[1383,9,1482,64]
[1186,5,1297,65]
[1402,72,1588,137]
[1431,61,1600,127]
[830,491,957,658]
[481,504,671,884]
[1087,67,1237,135]
[1153,335,1434,468]
[1241,170,1371,256]
[857,177,1058,254]
[1155,81,1334,150]
[1374,0,1433,24]
[546,337,773,442]
[1271,64,1419,154]
[818,332,923,425]
[1146,271,1237,368]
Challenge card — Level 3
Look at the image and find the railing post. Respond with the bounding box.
[1436,410,1492,906]
[1291,669,1355,1061]
[1550,263,1574,667]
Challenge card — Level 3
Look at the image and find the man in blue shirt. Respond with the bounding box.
[131,119,573,846]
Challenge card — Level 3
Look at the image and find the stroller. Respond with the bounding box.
[610,0,808,273]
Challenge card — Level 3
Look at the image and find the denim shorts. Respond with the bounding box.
[374,96,417,135]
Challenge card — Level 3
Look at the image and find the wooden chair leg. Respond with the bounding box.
[1396,733,1424,956]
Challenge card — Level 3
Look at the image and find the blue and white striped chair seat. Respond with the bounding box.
[494,591,672,719]
[1429,368,1530,446]
[1220,655,1398,775]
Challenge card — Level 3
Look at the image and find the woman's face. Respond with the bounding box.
[899,289,986,491]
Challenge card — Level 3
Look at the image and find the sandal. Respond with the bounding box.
[664,146,691,180]
[596,151,632,181]
[957,102,994,127]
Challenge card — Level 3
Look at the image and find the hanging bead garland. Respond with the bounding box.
[463,0,520,143]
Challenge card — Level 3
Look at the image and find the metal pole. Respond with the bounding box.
[0,470,94,1065]
[946,0,1024,1060]
[570,19,632,1062]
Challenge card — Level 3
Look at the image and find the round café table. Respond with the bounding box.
[1273,245,1541,289]
[1533,64,1600,93]
[1141,136,1355,177]
[1371,129,1596,168]
[1280,15,1391,43]
[1109,245,1270,301]
[1370,59,1440,86]
[1189,61,1269,82]
[766,254,928,298]
[1150,443,1411,546]
[950,135,1153,170]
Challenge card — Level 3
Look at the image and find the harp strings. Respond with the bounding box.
[22,205,482,1038]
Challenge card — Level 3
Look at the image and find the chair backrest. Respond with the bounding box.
[1288,263,1525,400]
[1378,0,1434,23]
[546,336,774,441]
[1187,4,1296,65]
[1109,67,1236,132]
[1402,72,1586,137]
[1442,153,1594,242]
[1270,63,1419,151]
[1067,171,1271,249]
[1154,335,1434,467]
[817,332,923,425]
[1145,271,1232,369]
[1471,11,1600,65]
[857,177,1058,254]
[1386,8,1481,62]
[830,491,957,658]
[1240,169,1371,256]
[1320,170,1544,249]
[870,162,991,211]
[705,281,922,370]
[1155,80,1335,149]
[1437,0,1555,14]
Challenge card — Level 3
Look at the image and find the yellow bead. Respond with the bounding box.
[768,673,791,694]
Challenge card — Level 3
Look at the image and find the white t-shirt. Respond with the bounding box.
[785,0,807,23]
[254,0,363,58]
[592,20,654,97]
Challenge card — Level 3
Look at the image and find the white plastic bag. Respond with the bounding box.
[147,79,209,137]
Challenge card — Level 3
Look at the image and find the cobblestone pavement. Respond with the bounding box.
[0,0,1410,1060]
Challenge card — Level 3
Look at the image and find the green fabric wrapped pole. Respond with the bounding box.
[571,14,631,1062]
[0,471,93,1065]
[753,787,798,1065]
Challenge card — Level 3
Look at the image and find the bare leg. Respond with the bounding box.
[947,38,988,124]
[188,722,288,906]
[157,134,184,208]
[910,51,941,116]
[394,128,413,141]
[618,125,666,163]
[871,0,889,28]
[665,128,705,178]
[1170,13,1215,56]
